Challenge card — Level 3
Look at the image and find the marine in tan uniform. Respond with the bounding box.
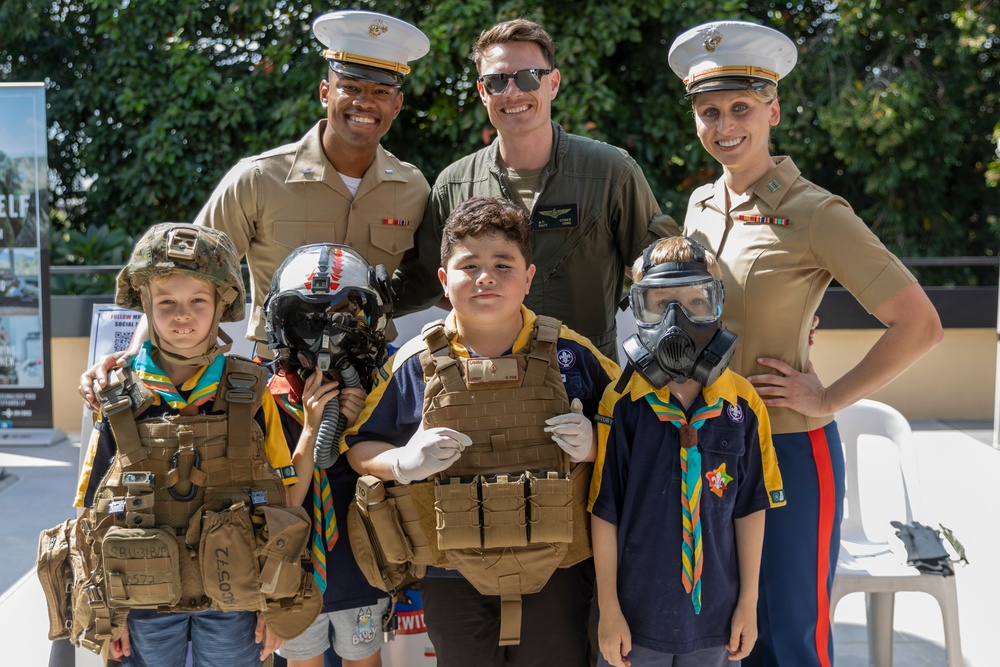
[669,20,943,667]
[80,10,431,406]
[198,11,431,345]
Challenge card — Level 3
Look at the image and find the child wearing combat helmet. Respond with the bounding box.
[263,243,395,667]
[74,223,314,665]
[343,196,622,666]
[589,237,785,667]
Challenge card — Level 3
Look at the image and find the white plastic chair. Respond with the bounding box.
[830,399,963,666]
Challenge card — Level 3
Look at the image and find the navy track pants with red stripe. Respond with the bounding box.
[744,422,845,667]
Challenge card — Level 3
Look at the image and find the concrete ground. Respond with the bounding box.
[1,418,996,666]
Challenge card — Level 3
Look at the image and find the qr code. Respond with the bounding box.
[113,330,132,353]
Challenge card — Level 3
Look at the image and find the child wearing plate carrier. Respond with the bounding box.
[73,223,320,666]
[342,196,622,667]
[263,244,396,667]
[589,237,786,667]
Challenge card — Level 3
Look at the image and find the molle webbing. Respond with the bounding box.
[418,316,570,477]
[91,355,284,616]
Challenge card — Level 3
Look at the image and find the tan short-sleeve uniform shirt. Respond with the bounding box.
[196,120,429,342]
[683,157,916,434]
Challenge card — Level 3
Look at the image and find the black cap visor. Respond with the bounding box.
[685,76,775,99]
[329,60,402,87]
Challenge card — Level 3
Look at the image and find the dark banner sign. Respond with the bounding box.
[0,83,53,430]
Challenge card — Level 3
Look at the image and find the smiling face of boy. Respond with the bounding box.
[437,231,536,330]
[146,274,218,359]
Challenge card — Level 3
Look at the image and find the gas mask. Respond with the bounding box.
[622,243,737,388]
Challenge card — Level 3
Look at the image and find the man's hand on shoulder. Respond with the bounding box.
[79,351,130,413]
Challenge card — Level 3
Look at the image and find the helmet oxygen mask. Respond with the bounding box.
[263,244,391,381]
[277,289,383,373]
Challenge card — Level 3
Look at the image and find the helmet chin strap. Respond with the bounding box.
[150,327,234,368]
[142,286,235,367]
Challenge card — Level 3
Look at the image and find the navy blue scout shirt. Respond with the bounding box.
[344,308,620,454]
[589,370,785,656]
[270,376,387,613]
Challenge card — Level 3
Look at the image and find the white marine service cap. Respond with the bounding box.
[313,10,429,86]
[668,20,797,98]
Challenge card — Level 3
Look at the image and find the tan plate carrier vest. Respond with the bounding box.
[349,317,594,646]
[65,356,320,654]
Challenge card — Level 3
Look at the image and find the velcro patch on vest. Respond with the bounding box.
[465,358,520,386]
[530,204,578,231]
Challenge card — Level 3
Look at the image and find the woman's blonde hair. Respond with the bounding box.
[632,236,723,282]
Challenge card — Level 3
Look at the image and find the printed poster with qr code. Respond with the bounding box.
[0,83,54,427]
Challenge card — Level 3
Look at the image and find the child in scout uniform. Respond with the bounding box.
[263,243,396,667]
[342,195,622,667]
[668,20,942,667]
[589,236,785,667]
[74,223,317,666]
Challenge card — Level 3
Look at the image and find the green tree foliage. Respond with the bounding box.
[1,0,997,288]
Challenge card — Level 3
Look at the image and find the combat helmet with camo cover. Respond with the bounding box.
[115,223,244,367]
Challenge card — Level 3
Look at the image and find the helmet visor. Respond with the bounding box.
[631,278,723,326]
[276,289,379,350]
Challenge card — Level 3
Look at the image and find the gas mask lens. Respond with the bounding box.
[631,278,723,327]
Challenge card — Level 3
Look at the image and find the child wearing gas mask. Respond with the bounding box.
[589,236,785,667]
[262,243,395,667]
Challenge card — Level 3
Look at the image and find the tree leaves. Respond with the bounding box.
[1,0,997,286]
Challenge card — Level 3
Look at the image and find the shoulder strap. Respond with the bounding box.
[213,355,269,460]
[524,315,562,385]
[614,362,634,395]
[419,320,465,393]
[96,367,153,466]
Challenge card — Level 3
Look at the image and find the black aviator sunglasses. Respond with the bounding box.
[477,68,553,95]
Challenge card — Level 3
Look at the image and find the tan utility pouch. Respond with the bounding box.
[37,519,74,639]
[434,478,481,550]
[356,476,413,564]
[526,472,574,544]
[101,526,182,608]
[256,505,311,600]
[198,502,260,611]
[349,475,414,594]
[482,474,528,549]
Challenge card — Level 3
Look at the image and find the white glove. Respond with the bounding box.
[544,398,594,463]
[385,427,472,485]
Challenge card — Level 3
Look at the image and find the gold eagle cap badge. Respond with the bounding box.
[702,28,722,52]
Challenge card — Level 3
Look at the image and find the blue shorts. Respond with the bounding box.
[123,610,262,667]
